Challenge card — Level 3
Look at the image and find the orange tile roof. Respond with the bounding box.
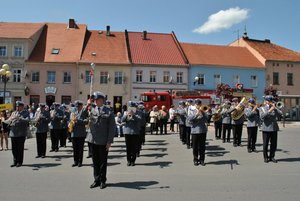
[243,38,300,62]
[80,30,129,64]
[180,43,264,68]
[128,32,187,65]
[0,22,45,39]
[28,23,87,62]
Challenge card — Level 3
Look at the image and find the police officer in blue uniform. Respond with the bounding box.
[244,98,260,153]
[177,101,187,144]
[70,100,89,167]
[34,103,50,158]
[187,99,208,166]
[259,95,283,163]
[50,103,64,152]
[122,101,141,166]
[87,91,116,189]
[7,101,30,167]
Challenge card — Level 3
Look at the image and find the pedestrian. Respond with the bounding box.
[86,91,116,189]
[0,110,9,151]
[159,105,169,135]
[169,105,176,132]
[149,105,159,134]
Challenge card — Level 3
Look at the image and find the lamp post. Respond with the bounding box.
[0,64,12,104]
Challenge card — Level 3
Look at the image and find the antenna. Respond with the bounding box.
[233,29,240,45]
[243,25,248,38]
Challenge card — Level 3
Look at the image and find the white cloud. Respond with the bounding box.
[193,7,249,34]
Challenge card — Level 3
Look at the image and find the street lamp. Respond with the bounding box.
[0,64,12,104]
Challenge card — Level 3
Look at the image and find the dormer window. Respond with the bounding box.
[51,48,60,54]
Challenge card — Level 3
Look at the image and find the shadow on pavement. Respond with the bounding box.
[277,157,300,162]
[206,159,239,168]
[22,163,61,170]
[140,153,168,158]
[109,181,168,190]
[136,161,172,168]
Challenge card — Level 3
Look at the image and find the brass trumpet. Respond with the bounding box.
[275,101,284,109]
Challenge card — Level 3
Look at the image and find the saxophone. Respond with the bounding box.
[68,112,76,133]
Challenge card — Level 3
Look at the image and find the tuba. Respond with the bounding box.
[231,97,248,120]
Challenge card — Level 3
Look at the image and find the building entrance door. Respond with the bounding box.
[113,96,122,114]
[46,95,55,107]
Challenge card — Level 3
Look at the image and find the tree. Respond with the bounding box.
[216,83,233,100]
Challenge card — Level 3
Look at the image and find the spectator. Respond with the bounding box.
[159,105,169,135]
[149,105,159,134]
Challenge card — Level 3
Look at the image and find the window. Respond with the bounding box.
[287,73,293,85]
[14,46,23,57]
[177,72,183,83]
[158,95,167,101]
[163,71,170,83]
[13,69,22,82]
[196,74,205,85]
[250,75,258,87]
[85,71,91,83]
[100,72,108,84]
[47,71,56,83]
[233,74,240,84]
[61,96,71,105]
[51,48,60,54]
[114,72,123,84]
[63,72,71,83]
[214,74,221,86]
[136,70,143,82]
[150,71,156,83]
[31,71,40,83]
[273,72,279,85]
[0,46,6,57]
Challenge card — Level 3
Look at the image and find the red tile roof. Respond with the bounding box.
[80,30,129,64]
[0,22,45,39]
[180,43,264,68]
[243,38,300,62]
[28,23,87,62]
[128,32,187,65]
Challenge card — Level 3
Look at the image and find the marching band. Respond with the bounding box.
[3,91,285,189]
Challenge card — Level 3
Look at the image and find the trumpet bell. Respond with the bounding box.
[275,101,284,109]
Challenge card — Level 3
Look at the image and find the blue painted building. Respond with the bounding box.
[181,43,266,103]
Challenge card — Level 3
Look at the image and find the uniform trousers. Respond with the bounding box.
[11,136,26,165]
[222,124,231,142]
[72,137,85,164]
[91,144,108,183]
[232,124,243,146]
[179,124,186,143]
[192,133,207,162]
[50,129,61,151]
[214,122,222,139]
[36,132,47,157]
[186,127,191,147]
[160,119,168,134]
[247,127,258,151]
[59,128,67,147]
[262,131,277,160]
[125,135,139,163]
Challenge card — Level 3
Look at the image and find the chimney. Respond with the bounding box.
[106,26,111,36]
[68,18,76,29]
[142,30,147,40]
[265,39,271,43]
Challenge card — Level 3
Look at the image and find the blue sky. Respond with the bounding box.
[1,0,300,52]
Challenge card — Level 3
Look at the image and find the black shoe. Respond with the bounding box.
[78,163,82,167]
[194,161,199,166]
[100,182,107,189]
[248,149,252,153]
[252,149,257,153]
[86,155,92,158]
[264,158,269,163]
[16,163,21,167]
[136,152,140,157]
[131,162,135,166]
[49,149,54,152]
[72,163,78,167]
[55,149,58,152]
[127,162,131,166]
[35,156,41,158]
[233,144,237,147]
[90,181,100,188]
[270,158,277,163]
[10,164,16,167]
[41,155,45,158]
[200,161,205,166]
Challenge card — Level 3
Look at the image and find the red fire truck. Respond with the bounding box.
[140,91,211,112]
